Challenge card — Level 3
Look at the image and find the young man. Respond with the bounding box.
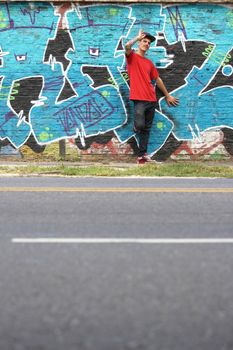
[125,30,179,164]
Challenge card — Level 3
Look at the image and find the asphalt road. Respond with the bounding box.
[1,176,233,350]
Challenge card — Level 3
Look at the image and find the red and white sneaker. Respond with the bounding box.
[143,153,156,162]
[137,154,156,164]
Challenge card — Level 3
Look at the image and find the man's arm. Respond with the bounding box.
[156,77,179,106]
[125,29,145,56]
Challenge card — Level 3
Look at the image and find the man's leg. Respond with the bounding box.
[138,101,156,157]
[133,101,146,157]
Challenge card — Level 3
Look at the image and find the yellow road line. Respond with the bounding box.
[0,187,233,193]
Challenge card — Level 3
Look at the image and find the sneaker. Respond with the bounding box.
[143,153,156,162]
[137,156,147,164]
[137,154,156,164]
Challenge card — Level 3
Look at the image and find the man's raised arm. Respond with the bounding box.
[125,29,145,56]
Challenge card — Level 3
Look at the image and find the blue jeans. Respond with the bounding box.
[133,100,156,157]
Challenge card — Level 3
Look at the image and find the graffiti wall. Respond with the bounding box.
[0,2,233,161]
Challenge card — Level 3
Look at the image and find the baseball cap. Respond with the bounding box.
[143,32,156,43]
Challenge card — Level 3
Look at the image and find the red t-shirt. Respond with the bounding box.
[126,50,159,101]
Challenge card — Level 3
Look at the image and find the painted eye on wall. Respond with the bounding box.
[88,47,100,57]
[14,54,27,62]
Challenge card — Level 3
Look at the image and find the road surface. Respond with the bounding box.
[0,176,233,350]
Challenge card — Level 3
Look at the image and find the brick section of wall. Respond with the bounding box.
[0,2,233,161]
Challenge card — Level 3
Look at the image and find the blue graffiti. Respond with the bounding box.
[30,5,133,144]
[160,4,233,141]
[0,2,57,147]
[0,3,232,155]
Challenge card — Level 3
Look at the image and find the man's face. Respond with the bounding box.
[138,37,151,52]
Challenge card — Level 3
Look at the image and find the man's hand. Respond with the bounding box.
[125,29,145,56]
[156,77,179,106]
[165,94,179,107]
[137,29,146,41]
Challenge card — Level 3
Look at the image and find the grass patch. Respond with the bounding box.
[0,162,233,177]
